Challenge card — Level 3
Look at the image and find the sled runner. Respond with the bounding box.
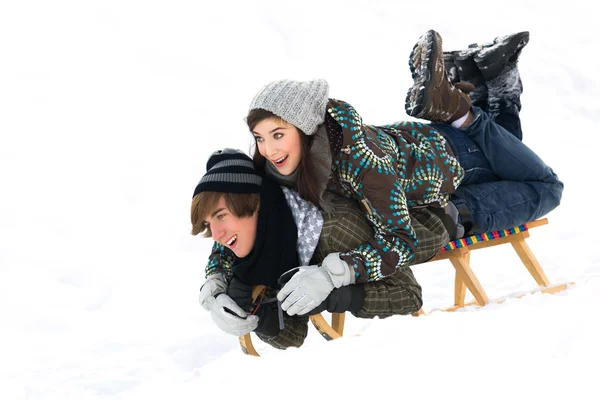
[239,218,574,356]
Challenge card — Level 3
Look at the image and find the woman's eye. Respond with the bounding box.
[274,133,283,139]
[254,136,263,142]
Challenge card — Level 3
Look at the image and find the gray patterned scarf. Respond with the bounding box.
[281,187,324,265]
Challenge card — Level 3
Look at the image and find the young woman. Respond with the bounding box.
[243,29,563,317]
[193,148,449,349]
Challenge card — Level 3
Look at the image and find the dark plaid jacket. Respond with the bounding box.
[257,199,450,349]
[312,200,449,266]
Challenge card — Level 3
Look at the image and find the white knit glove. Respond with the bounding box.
[199,274,258,336]
[277,253,355,316]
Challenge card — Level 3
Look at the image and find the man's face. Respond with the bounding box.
[204,197,258,258]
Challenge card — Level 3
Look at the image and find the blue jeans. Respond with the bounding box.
[431,107,563,234]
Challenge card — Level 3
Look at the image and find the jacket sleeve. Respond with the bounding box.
[205,241,235,282]
[337,163,418,283]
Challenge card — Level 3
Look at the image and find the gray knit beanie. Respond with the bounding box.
[248,79,329,136]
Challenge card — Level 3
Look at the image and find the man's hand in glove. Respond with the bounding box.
[277,253,355,316]
[227,277,283,337]
[199,274,258,336]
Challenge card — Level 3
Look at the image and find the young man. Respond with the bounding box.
[192,148,449,349]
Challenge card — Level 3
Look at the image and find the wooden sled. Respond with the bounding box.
[239,218,573,356]
[239,287,346,356]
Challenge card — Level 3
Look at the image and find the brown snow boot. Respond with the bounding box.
[405,30,472,124]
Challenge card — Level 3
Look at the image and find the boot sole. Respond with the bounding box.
[474,31,529,69]
[405,30,442,119]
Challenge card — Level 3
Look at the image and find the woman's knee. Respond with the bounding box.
[550,179,564,205]
[539,179,564,216]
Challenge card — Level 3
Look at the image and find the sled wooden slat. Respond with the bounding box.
[511,238,550,286]
[309,314,343,341]
[239,218,574,356]
[331,312,345,334]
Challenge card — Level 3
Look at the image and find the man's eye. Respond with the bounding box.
[217,214,226,220]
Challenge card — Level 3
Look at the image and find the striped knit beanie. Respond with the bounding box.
[192,148,262,197]
[249,79,329,135]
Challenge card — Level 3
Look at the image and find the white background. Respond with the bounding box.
[1,1,598,399]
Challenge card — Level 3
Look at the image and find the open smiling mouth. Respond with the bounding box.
[273,155,288,166]
[226,235,237,247]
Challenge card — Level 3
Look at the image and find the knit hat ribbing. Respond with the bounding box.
[249,79,329,135]
[193,148,262,197]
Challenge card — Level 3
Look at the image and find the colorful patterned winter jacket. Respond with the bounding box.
[205,99,464,283]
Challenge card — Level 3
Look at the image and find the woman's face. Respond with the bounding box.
[252,118,302,176]
[204,197,258,258]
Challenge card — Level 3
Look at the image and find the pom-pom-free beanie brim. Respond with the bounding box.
[249,79,329,135]
[193,149,262,197]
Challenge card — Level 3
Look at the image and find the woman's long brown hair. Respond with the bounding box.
[246,109,321,207]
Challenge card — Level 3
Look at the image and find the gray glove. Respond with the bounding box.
[277,253,355,316]
[199,274,258,336]
[209,294,258,336]
[199,274,227,311]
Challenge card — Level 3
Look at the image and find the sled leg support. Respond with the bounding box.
[239,218,574,355]
[427,218,573,313]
